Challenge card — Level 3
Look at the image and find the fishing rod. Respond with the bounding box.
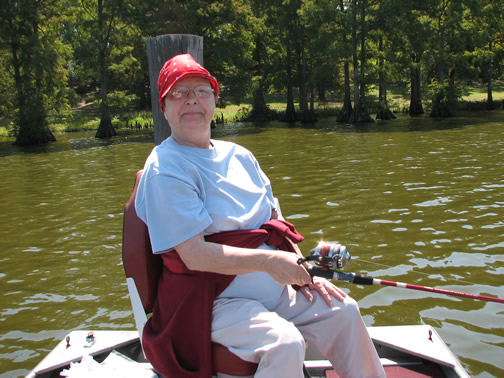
[298,241,504,305]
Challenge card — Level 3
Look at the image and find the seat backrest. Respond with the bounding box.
[122,171,259,376]
[122,170,162,314]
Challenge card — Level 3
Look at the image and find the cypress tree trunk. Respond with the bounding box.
[348,0,373,124]
[486,43,495,110]
[95,53,117,138]
[6,1,56,146]
[247,36,275,121]
[300,33,316,123]
[359,2,367,102]
[340,60,353,122]
[376,36,396,120]
[253,86,267,112]
[95,0,117,138]
[96,105,116,138]
[281,44,298,122]
[308,57,316,117]
[338,0,352,123]
[430,25,452,117]
[282,86,298,122]
[487,74,495,110]
[409,58,424,116]
[15,95,56,146]
[430,94,453,117]
[95,40,116,138]
[247,85,276,121]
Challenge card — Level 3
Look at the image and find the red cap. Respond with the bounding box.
[157,54,219,111]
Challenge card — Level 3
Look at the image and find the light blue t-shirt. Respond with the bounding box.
[135,137,276,253]
[135,137,284,308]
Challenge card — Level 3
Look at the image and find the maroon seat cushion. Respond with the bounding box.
[122,170,161,313]
[122,170,258,376]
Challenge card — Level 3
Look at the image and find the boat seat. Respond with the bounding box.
[122,170,258,377]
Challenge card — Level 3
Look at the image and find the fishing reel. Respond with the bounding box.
[300,241,351,271]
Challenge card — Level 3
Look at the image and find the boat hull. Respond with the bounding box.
[27,325,468,378]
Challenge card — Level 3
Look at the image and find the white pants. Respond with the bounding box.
[211,286,385,378]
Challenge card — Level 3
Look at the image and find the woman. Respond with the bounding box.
[135,54,384,378]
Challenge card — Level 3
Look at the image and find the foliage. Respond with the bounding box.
[1,0,504,143]
[0,53,16,117]
[0,0,63,144]
[427,79,461,116]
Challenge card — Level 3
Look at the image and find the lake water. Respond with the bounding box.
[0,111,503,377]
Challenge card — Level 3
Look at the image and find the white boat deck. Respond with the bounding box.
[28,325,469,378]
[26,330,141,378]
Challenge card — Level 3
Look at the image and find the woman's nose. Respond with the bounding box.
[185,90,199,103]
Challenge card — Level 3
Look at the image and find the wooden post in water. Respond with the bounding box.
[146,34,204,145]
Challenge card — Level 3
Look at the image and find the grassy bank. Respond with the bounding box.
[1,81,503,139]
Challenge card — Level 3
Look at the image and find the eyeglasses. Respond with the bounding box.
[168,85,214,99]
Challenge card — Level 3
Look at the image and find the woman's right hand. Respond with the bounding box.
[264,251,312,287]
[176,234,312,286]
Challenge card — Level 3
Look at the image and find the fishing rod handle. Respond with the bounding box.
[306,266,334,279]
[307,267,375,285]
[306,266,504,304]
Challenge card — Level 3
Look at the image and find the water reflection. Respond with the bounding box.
[0,113,503,377]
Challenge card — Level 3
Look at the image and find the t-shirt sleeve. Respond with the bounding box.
[254,156,275,210]
[136,172,213,253]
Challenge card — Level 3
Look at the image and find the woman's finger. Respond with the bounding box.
[300,286,314,302]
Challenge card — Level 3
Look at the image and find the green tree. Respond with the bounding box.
[0,41,17,118]
[270,0,302,122]
[3,0,503,133]
[297,0,319,122]
[338,0,354,122]
[348,0,374,123]
[89,0,120,137]
[201,1,256,106]
[69,0,144,138]
[465,0,504,110]
[247,0,277,120]
[0,0,66,145]
[140,0,257,107]
[426,0,465,117]
[403,3,429,117]
[300,0,353,121]
[372,0,397,120]
[387,0,432,115]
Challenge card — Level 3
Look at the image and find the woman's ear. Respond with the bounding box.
[162,98,169,121]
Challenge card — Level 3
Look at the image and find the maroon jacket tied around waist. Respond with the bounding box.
[141,219,304,377]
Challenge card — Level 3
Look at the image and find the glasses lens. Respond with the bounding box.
[194,86,213,98]
[170,87,189,99]
[170,86,213,99]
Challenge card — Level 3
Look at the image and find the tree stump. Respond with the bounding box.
[280,101,299,122]
[301,109,317,123]
[95,105,117,138]
[429,95,452,117]
[338,100,353,123]
[146,34,204,145]
[376,108,396,120]
[409,101,424,116]
[348,106,374,123]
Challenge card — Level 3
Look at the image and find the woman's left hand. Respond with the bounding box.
[300,276,347,306]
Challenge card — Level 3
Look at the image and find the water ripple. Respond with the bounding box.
[1,119,504,376]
